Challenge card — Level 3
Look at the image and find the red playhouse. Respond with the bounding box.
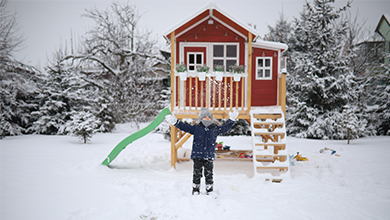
[164,3,290,182]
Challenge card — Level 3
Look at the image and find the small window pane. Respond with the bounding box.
[257,69,263,78]
[213,59,223,67]
[226,60,237,71]
[196,54,202,64]
[226,45,237,57]
[189,54,194,64]
[265,70,271,77]
[265,59,271,67]
[213,45,224,57]
[258,59,263,67]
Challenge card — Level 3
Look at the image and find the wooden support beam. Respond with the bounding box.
[171,125,178,168]
[206,77,210,108]
[280,72,286,117]
[175,133,192,150]
[170,31,175,111]
[189,77,192,108]
[247,32,252,111]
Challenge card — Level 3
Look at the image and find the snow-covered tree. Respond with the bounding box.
[264,12,293,45]
[31,47,115,134]
[0,0,39,138]
[64,2,169,126]
[0,62,40,137]
[363,63,390,135]
[29,58,74,134]
[286,0,358,139]
[0,0,23,65]
[60,111,99,144]
[336,105,367,144]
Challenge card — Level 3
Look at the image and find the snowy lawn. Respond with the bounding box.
[1,123,389,220]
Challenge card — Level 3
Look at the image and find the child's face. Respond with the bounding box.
[202,116,212,121]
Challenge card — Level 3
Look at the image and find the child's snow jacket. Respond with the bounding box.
[173,119,235,160]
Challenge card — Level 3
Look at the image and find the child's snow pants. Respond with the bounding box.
[192,158,214,185]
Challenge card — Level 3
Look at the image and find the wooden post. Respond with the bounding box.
[170,31,177,168]
[195,78,198,108]
[224,77,227,109]
[280,72,286,117]
[218,80,222,110]
[189,77,192,108]
[170,31,175,111]
[247,32,252,111]
[230,78,233,110]
[206,77,210,108]
[171,125,177,168]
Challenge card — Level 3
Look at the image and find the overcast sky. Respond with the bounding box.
[7,0,390,69]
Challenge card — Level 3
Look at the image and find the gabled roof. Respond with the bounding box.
[164,2,260,42]
[375,14,390,40]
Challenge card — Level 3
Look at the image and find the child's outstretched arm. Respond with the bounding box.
[165,114,195,134]
[218,110,239,134]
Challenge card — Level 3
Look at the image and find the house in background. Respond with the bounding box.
[375,14,390,64]
[164,3,290,182]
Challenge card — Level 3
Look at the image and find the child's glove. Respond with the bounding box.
[229,110,239,121]
[165,114,178,125]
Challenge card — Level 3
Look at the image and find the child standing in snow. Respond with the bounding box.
[166,108,239,195]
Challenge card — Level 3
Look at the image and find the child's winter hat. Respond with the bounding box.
[198,107,213,121]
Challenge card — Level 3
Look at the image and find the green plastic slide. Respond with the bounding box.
[102,108,171,166]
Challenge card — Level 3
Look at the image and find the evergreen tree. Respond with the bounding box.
[264,12,293,45]
[336,105,367,143]
[30,59,74,134]
[0,62,40,137]
[31,49,115,135]
[60,111,99,144]
[0,0,39,137]
[286,0,359,139]
[363,63,390,135]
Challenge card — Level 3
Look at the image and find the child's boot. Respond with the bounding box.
[192,184,200,195]
[206,184,213,195]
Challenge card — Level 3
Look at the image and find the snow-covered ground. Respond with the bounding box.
[1,123,390,220]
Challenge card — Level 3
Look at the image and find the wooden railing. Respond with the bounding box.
[172,72,248,113]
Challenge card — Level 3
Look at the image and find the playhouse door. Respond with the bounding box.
[251,50,278,106]
[184,47,207,107]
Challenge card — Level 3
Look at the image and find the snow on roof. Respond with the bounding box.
[252,40,288,52]
[163,2,260,41]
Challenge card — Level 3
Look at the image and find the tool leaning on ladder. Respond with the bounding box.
[166,108,239,196]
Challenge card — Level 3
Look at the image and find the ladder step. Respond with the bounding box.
[254,161,289,167]
[255,143,286,147]
[250,108,290,180]
[252,114,282,120]
[254,132,285,136]
[253,121,284,125]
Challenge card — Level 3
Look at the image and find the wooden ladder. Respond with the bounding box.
[250,107,290,182]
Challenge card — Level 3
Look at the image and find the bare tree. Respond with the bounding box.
[0,0,23,66]
[63,2,168,126]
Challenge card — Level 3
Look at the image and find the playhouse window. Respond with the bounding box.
[212,44,238,71]
[187,52,203,71]
[256,57,272,80]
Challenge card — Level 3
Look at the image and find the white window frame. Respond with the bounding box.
[256,57,273,80]
[187,52,204,72]
[212,43,239,71]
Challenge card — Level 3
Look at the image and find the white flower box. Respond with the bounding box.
[198,72,206,81]
[215,71,223,81]
[179,71,187,81]
[233,74,241,82]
